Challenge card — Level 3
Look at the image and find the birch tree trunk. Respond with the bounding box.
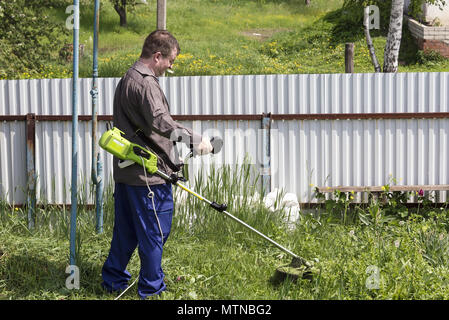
[383,0,405,73]
[364,6,381,72]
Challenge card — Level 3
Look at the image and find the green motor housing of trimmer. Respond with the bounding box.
[99,127,158,174]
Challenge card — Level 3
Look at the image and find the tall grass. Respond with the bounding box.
[0,161,298,299]
[172,159,296,248]
[2,162,449,299]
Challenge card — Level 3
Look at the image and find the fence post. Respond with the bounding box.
[25,113,36,229]
[157,0,166,30]
[261,113,272,196]
[345,43,354,73]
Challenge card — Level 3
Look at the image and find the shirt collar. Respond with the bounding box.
[132,60,157,79]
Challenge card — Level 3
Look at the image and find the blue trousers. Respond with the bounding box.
[102,183,173,299]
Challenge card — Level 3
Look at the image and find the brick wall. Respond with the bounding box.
[407,16,449,58]
[417,38,449,57]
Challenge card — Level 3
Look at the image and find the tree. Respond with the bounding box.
[363,0,404,73]
[382,0,405,72]
[110,0,138,27]
[0,0,69,79]
[364,6,381,72]
[362,0,446,73]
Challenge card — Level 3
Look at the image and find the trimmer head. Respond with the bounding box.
[272,257,316,283]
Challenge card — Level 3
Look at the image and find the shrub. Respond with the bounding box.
[0,0,70,79]
[323,0,392,43]
[416,49,447,66]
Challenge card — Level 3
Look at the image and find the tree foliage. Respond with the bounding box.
[0,0,69,79]
[325,0,447,72]
[328,0,446,39]
[408,0,446,21]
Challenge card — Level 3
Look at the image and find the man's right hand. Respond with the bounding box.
[193,136,213,155]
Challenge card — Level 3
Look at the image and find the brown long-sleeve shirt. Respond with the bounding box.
[112,60,201,186]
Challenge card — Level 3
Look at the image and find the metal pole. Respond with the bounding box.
[70,0,80,267]
[261,113,271,196]
[96,159,104,233]
[25,113,36,230]
[91,0,104,234]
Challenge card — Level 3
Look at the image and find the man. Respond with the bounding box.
[101,30,212,299]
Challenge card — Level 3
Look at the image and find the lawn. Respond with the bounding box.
[11,0,449,80]
[2,0,449,302]
[1,164,449,300]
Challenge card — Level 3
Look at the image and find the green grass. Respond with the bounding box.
[1,164,449,300]
[14,0,446,81]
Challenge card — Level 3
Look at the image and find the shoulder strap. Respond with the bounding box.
[133,128,182,173]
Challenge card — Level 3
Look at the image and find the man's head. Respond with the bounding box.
[140,30,180,77]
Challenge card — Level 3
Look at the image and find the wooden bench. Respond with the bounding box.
[317,185,449,193]
[316,185,449,203]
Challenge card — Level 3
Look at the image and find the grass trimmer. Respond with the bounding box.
[99,127,314,282]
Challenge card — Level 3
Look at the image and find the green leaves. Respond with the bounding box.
[0,0,69,79]
[408,0,446,20]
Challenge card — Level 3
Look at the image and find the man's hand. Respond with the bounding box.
[193,136,213,155]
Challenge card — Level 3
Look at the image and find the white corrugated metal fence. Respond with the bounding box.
[1,73,448,205]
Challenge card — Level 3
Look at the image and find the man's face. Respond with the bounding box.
[154,48,177,77]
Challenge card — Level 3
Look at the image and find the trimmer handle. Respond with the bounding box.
[188,136,224,157]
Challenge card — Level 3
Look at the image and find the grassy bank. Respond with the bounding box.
[1,164,449,300]
[9,0,448,80]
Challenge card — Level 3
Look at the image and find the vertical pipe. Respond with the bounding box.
[91,0,103,234]
[25,113,36,230]
[96,158,104,233]
[261,113,272,196]
[70,0,80,267]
